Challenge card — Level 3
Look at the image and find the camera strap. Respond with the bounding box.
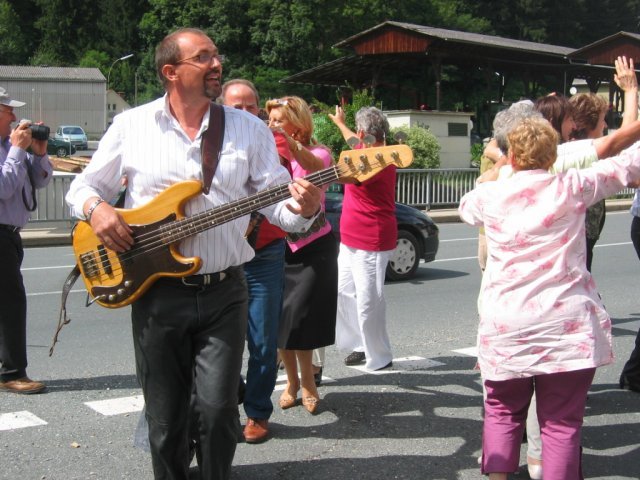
[21,161,37,212]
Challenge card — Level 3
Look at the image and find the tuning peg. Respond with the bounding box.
[363,134,376,147]
[346,136,359,148]
[394,131,408,144]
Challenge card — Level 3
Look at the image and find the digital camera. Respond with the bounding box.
[20,119,50,141]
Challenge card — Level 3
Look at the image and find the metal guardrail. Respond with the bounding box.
[396,168,635,209]
[29,172,76,224]
[28,169,636,224]
[396,168,480,209]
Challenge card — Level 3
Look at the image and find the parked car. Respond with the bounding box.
[55,125,88,150]
[324,187,439,281]
[47,137,76,157]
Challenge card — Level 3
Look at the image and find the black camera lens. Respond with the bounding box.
[29,124,50,141]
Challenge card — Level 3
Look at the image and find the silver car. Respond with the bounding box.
[55,125,88,150]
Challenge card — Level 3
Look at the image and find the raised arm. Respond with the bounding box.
[614,55,638,128]
[328,105,357,142]
[594,119,640,159]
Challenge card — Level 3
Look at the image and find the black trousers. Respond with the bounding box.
[622,216,640,387]
[0,229,28,381]
[131,268,247,480]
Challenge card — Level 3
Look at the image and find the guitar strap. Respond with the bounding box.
[201,102,225,194]
[50,263,80,356]
[50,103,226,356]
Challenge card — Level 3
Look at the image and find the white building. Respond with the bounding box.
[385,110,474,168]
[106,89,131,128]
[0,65,106,138]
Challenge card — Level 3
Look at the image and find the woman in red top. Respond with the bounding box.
[329,106,396,371]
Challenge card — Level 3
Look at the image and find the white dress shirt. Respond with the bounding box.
[66,95,312,273]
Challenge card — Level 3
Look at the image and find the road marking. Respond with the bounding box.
[348,356,445,375]
[595,241,632,248]
[0,411,47,431]
[433,256,478,263]
[439,238,477,243]
[452,346,478,357]
[27,289,86,297]
[22,265,76,271]
[85,395,144,416]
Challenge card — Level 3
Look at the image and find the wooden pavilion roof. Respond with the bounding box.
[282,21,634,89]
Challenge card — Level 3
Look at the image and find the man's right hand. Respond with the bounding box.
[10,121,33,151]
[84,198,134,252]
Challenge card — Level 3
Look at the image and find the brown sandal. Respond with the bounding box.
[302,396,319,414]
[279,391,297,409]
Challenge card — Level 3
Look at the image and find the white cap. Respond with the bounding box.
[0,87,25,108]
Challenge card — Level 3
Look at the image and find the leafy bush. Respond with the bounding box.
[390,126,440,169]
[470,142,484,167]
[312,114,345,157]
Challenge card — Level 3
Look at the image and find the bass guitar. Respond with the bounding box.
[72,144,413,308]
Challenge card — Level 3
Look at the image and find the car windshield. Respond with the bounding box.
[63,127,84,135]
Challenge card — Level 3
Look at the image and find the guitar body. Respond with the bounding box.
[72,180,204,308]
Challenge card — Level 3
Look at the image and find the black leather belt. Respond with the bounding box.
[160,266,241,290]
[0,224,21,233]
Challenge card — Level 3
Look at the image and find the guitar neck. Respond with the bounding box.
[162,165,340,244]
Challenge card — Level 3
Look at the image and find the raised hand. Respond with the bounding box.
[614,56,637,93]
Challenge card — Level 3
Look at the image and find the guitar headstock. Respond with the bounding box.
[335,144,413,183]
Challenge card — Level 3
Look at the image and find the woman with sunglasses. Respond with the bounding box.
[266,96,338,414]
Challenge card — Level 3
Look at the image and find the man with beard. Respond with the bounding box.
[66,28,321,480]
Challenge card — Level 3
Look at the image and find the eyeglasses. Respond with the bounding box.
[175,52,226,66]
[270,99,289,106]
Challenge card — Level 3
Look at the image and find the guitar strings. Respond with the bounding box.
[132,166,338,248]
[84,153,403,281]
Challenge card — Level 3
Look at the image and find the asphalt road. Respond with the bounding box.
[2,211,640,480]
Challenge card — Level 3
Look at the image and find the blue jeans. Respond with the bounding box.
[243,239,285,420]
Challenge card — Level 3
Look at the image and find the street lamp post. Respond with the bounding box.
[106,54,133,130]
[107,53,133,92]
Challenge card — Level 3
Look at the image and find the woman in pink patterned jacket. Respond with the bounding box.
[459,116,640,480]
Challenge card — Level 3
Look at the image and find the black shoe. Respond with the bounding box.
[374,361,393,371]
[620,373,640,392]
[314,367,323,387]
[344,351,366,366]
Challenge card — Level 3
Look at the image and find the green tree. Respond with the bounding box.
[78,50,110,70]
[32,0,102,65]
[0,1,29,64]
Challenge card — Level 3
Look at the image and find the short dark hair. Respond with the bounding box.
[534,95,573,141]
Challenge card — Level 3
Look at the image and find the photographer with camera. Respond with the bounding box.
[0,86,52,394]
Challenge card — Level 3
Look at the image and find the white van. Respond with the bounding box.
[55,125,88,150]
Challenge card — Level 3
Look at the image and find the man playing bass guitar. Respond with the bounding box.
[65,28,321,480]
